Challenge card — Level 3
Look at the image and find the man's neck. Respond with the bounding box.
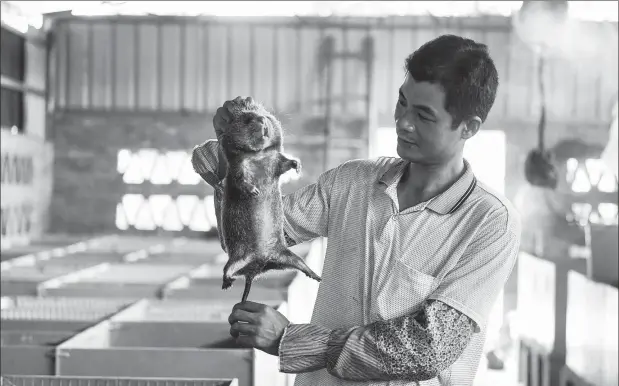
[398,156,466,203]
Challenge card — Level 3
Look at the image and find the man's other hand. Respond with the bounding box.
[228,300,290,356]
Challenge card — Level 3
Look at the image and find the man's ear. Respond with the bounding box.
[460,116,482,140]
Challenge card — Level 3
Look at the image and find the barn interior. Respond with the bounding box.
[1,1,618,386]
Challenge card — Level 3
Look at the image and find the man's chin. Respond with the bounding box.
[396,144,421,161]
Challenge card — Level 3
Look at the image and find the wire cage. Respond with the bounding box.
[1,330,77,375]
[0,375,238,386]
[37,263,195,298]
[1,297,136,376]
[1,296,135,331]
[1,236,116,270]
[123,239,223,266]
[55,299,288,386]
[1,262,106,297]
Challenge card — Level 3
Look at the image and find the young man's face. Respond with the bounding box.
[394,74,466,165]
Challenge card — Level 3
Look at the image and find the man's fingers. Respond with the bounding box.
[230,322,258,337]
[233,300,266,313]
[228,308,260,325]
[235,334,255,348]
[235,334,267,349]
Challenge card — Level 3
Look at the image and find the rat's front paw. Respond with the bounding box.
[247,186,261,197]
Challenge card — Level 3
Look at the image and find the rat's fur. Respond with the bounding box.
[218,98,321,302]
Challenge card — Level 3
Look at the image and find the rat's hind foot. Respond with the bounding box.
[222,277,234,290]
[290,159,301,174]
[276,154,302,177]
[270,248,321,283]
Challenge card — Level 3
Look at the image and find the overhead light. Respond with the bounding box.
[512,0,570,53]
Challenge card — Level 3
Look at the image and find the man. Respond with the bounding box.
[192,35,521,386]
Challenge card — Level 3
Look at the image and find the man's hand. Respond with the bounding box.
[214,96,254,139]
[228,301,290,356]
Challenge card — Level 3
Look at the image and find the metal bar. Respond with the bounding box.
[53,24,61,113]
[318,26,325,115]
[64,23,71,108]
[110,19,117,109]
[226,24,233,100]
[201,22,208,112]
[134,23,140,109]
[249,25,256,98]
[44,27,52,138]
[272,25,279,112]
[341,27,347,113]
[324,36,333,171]
[388,22,394,109]
[46,14,514,31]
[157,21,163,110]
[196,22,201,111]
[295,25,301,112]
[87,22,94,109]
[179,23,186,110]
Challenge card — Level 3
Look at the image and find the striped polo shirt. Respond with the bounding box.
[193,139,521,385]
[281,156,521,386]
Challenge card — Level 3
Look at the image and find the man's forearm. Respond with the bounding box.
[279,300,475,382]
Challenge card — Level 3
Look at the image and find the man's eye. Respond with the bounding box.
[398,99,406,106]
[418,114,432,122]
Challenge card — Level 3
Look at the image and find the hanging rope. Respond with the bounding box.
[524,52,558,189]
[537,54,546,152]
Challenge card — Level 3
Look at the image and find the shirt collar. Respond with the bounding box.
[378,158,477,215]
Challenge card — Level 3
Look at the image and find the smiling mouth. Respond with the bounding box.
[398,137,416,146]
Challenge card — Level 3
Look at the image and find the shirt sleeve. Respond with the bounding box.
[280,163,339,245]
[191,139,340,246]
[428,207,522,333]
[191,139,224,191]
[279,301,474,381]
[278,300,475,381]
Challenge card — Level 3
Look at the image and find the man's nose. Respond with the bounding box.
[396,117,415,132]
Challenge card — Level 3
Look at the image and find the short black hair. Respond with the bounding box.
[405,34,499,128]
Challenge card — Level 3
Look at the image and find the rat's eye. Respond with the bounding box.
[243,116,253,125]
